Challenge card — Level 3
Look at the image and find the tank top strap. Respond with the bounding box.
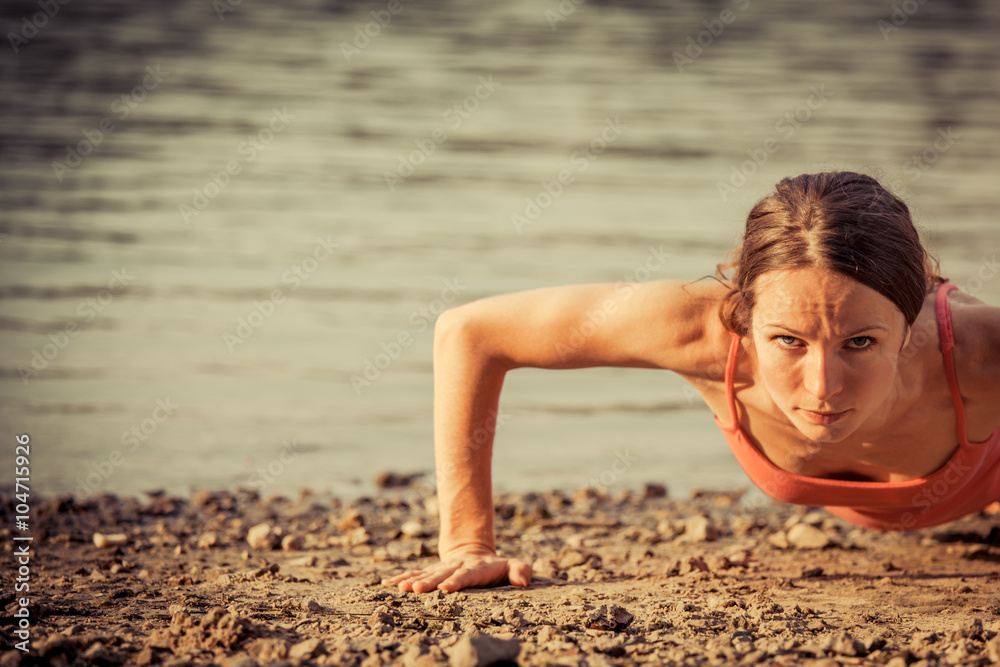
[934,282,972,448]
[721,331,741,429]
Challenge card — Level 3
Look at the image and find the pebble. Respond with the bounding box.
[280,535,303,551]
[301,598,325,612]
[336,509,365,531]
[786,523,830,549]
[374,471,421,488]
[93,533,128,549]
[448,632,520,667]
[531,558,560,578]
[585,605,634,632]
[197,531,219,549]
[246,523,277,550]
[289,638,325,660]
[684,515,717,543]
[400,520,424,537]
[557,549,589,569]
[643,483,668,499]
[284,555,317,568]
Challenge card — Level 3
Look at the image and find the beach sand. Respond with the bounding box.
[3,482,998,666]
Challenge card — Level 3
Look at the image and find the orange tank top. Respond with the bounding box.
[713,282,1000,531]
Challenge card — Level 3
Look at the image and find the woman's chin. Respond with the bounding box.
[792,415,855,444]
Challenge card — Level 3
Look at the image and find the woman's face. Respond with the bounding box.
[750,266,910,444]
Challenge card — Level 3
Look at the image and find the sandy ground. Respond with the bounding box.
[1,481,999,666]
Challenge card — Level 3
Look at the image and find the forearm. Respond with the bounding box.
[432,309,507,558]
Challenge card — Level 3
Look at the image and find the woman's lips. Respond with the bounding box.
[799,408,849,425]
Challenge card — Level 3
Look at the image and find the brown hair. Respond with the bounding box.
[717,171,944,337]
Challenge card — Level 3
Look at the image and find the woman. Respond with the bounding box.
[382,171,1000,594]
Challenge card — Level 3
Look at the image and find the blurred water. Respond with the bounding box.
[1,0,998,501]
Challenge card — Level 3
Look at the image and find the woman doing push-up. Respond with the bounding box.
[383,171,1000,594]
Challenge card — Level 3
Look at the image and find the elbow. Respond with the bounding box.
[433,304,474,357]
[433,303,508,370]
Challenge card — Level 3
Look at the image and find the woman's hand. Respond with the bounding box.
[380,550,533,593]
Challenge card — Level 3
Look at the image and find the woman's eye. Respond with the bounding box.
[847,336,874,349]
[775,335,797,346]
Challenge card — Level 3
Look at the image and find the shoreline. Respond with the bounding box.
[2,482,998,666]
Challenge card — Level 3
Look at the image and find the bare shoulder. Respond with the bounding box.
[948,288,1000,431]
[446,277,734,375]
[624,278,736,391]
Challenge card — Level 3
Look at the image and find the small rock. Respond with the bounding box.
[246,523,277,550]
[345,526,370,546]
[197,531,219,549]
[93,533,127,549]
[302,598,325,612]
[375,471,421,488]
[336,509,364,531]
[285,555,317,568]
[448,632,520,667]
[557,549,589,569]
[643,483,668,499]
[656,518,680,538]
[684,515,717,542]
[586,604,634,632]
[830,632,864,656]
[536,625,559,644]
[987,635,1000,663]
[950,617,983,641]
[531,558,559,578]
[801,510,827,526]
[289,638,325,660]
[767,531,790,549]
[281,535,303,551]
[400,520,424,537]
[787,523,830,549]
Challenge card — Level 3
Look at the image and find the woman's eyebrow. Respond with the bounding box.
[761,324,890,337]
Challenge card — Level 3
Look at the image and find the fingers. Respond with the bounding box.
[508,558,533,588]
[436,566,475,593]
[380,572,416,585]
[380,557,532,594]
[381,565,460,593]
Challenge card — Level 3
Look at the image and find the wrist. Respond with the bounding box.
[438,543,497,560]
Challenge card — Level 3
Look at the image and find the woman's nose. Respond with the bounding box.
[803,350,843,402]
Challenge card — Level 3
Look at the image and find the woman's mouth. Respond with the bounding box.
[799,408,850,425]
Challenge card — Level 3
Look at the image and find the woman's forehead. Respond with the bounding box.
[752,267,905,329]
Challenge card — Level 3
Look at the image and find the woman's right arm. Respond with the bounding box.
[381,279,726,593]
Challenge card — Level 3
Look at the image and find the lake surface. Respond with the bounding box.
[1,0,998,502]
